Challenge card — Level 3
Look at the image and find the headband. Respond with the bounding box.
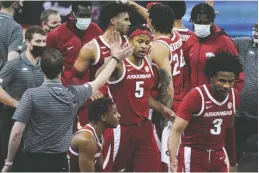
[129,29,153,40]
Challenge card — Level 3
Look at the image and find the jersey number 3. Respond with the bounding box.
[210,119,223,135]
[135,81,144,98]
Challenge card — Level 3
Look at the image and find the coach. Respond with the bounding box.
[0,26,45,168]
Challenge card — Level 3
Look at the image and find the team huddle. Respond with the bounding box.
[67,2,243,172]
[1,0,250,172]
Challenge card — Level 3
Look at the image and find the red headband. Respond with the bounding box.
[129,29,153,40]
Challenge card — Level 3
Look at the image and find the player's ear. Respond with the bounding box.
[110,17,116,26]
[100,114,107,122]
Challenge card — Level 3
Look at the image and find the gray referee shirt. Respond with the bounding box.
[233,37,258,120]
[0,53,44,101]
[0,12,23,69]
[12,81,92,153]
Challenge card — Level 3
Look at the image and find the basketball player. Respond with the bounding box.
[169,52,243,172]
[71,2,133,127]
[72,2,133,98]
[102,25,175,172]
[68,98,120,172]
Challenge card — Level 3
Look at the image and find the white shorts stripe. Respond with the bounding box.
[113,125,121,161]
[184,146,191,173]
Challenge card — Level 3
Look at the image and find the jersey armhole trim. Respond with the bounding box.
[144,56,154,76]
[92,39,100,65]
[107,61,126,85]
[69,147,79,156]
[193,87,204,116]
[153,40,173,64]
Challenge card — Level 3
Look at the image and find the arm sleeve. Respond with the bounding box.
[73,84,93,106]
[8,26,23,53]
[176,88,202,121]
[224,89,240,166]
[12,89,33,124]
[0,60,17,88]
[220,36,244,92]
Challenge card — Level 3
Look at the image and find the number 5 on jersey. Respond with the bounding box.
[135,81,144,98]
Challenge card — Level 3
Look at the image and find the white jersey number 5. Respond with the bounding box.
[210,119,223,135]
[135,81,144,98]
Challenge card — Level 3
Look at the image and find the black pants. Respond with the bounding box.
[0,106,23,170]
[235,116,258,162]
[0,106,16,158]
[15,151,69,172]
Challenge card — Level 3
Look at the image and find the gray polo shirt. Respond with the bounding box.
[12,81,92,153]
[233,37,258,120]
[0,12,23,70]
[0,53,44,101]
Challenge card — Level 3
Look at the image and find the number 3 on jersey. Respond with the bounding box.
[210,119,223,135]
[135,81,144,98]
[172,49,186,76]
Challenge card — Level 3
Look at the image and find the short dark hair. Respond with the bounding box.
[40,9,59,23]
[0,1,13,8]
[148,4,174,34]
[72,1,92,12]
[88,98,114,123]
[41,48,64,79]
[163,1,186,20]
[25,26,47,41]
[128,24,152,37]
[99,2,133,30]
[191,3,216,22]
[203,52,243,78]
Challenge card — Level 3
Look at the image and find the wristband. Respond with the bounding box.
[5,160,13,166]
[112,56,120,63]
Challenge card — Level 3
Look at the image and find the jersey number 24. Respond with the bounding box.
[172,49,185,76]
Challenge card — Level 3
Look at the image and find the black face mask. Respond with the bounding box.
[46,24,60,32]
[31,45,46,58]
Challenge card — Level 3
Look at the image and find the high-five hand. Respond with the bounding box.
[109,30,133,61]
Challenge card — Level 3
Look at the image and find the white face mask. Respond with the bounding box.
[253,31,258,43]
[194,23,211,38]
[76,18,91,30]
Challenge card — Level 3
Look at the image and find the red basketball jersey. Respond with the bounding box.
[89,35,128,81]
[178,84,239,150]
[153,31,186,111]
[174,28,194,44]
[68,124,104,172]
[108,57,154,125]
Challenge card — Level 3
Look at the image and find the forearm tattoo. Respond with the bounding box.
[157,67,172,108]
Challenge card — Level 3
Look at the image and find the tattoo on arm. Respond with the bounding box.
[151,68,173,128]
[157,67,172,108]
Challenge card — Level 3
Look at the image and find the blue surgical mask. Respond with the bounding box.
[76,18,91,30]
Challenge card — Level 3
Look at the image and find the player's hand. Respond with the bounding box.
[229,165,237,172]
[205,0,219,14]
[2,165,12,172]
[170,158,178,172]
[161,106,176,122]
[90,90,104,101]
[110,30,133,61]
[116,0,129,4]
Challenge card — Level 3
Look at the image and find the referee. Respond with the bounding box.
[0,26,46,168]
[1,31,133,172]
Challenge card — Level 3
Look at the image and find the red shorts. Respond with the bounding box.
[177,146,229,172]
[102,119,161,172]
